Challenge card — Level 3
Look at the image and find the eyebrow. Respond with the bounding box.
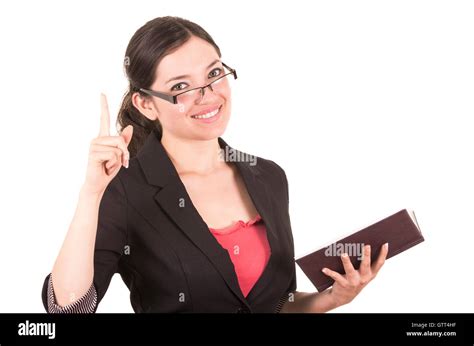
[165,59,221,84]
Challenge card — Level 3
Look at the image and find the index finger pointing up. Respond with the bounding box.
[99,93,111,137]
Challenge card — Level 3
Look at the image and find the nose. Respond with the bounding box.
[196,84,216,104]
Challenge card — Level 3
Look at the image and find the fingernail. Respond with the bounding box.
[384,242,389,249]
[125,160,129,169]
[322,268,328,273]
[342,253,348,258]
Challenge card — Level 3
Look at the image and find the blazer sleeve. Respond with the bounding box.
[41,174,128,313]
[44,273,97,313]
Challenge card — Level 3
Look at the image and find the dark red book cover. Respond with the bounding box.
[295,209,424,292]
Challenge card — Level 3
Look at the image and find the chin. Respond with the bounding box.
[193,125,228,141]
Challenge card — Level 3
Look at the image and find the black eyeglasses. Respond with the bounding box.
[139,62,237,105]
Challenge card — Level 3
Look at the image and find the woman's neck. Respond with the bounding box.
[161,132,225,176]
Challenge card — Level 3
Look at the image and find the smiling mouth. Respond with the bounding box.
[190,105,222,119]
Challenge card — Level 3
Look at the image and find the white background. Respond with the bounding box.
[0,0,473,312]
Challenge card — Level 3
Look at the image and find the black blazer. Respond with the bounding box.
[42,129,297,313]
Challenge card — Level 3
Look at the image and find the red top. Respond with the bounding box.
[209,214,271,297]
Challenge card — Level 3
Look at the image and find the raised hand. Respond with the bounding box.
[82,93,133,195]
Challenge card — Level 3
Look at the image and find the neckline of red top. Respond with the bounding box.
[208,214,263,235]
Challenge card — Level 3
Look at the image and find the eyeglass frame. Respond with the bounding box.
[138,62,237,105]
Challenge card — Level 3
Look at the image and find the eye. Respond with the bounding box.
[171,82,188,91]
[209,67,223,78]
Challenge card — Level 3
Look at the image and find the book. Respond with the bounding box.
[295,209,424,292]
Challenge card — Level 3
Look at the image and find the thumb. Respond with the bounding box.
[121,125,134,146]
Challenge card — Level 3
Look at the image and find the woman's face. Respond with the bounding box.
[138,36,232,142]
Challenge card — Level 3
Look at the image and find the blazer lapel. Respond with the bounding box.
[232,150,282,302]
[135,129,281,307]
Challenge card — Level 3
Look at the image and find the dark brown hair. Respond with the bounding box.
[117,16,222,158]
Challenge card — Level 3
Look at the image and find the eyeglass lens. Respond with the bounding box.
[175,74,233,104]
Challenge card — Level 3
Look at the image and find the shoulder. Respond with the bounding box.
[236,143,286,180]
[257,157,287,184]
[234,147,288,189]
[263,158,286,179]
[247,152,289,202]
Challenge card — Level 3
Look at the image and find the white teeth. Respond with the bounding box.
[191,107,220,119]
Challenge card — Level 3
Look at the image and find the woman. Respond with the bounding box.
[41,16,388,313]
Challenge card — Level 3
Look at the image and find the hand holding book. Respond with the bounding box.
[296,209,424,293]
[320,242,389,307]
[293,209,424,309]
